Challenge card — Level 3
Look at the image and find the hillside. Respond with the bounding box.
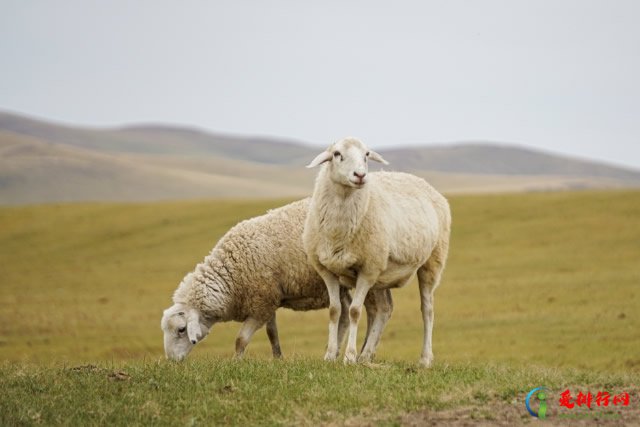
[1,110,640,204]
[0,131,312,204]
[0,112,316,163]
[382,143,640,183]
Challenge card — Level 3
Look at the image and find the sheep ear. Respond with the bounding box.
[306,151,333,168]
[369,150,389,165]
[186,310,202,344]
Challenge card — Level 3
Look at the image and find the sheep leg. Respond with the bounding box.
[344,275,375,364]
[318,270,343,361]
[360,291,377,354]
[337,288,352,353]
[359,289,393,363]
[234,317,264,359]
[417,256,445,367]
[265,315,282,359]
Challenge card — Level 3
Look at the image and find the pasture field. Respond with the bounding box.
[1,190,639,424]
[1,359,638,425]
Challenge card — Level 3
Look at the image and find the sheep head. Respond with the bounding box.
[160,303,211,361]
[306,137,388,189]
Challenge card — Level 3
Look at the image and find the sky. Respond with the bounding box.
[1,1,639,169]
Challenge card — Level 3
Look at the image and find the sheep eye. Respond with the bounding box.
[366,151,370,156]
[333,151,341,157]
[177,326,186,334]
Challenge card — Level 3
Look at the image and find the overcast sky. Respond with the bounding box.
[1,1,639,169]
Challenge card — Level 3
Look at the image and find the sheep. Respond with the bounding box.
[161,198,386,361]
[303,137,451,366]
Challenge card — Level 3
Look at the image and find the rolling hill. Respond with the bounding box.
[0,131,313,204]
[1,110,639,204]
[0,112,315,163]
[381,144,640,182]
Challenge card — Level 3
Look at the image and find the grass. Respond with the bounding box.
[1,358,637,426]
[1,190,639,424]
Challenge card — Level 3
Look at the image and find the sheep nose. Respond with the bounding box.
[353,171,366,179]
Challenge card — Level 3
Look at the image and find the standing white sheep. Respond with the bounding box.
[303,137,451,366]
[161,198,385,361]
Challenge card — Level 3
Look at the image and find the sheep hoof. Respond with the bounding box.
[324,351,338,362]
[357,353,373,363]
[419,356,434,368]
[343,350,358,364]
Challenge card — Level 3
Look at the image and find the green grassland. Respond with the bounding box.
[1,191,639,424]
[2,359,638,426]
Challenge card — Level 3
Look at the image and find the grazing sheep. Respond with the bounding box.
[303,137,451,366]
[161,198,382,361]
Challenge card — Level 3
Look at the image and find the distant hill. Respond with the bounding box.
[1,110,639,204]
[0,131,313,204]
[381,144,640,183]
[0,112,316,163]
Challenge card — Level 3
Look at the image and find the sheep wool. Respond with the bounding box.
[161,198,381,361]
[304,137,451,366]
